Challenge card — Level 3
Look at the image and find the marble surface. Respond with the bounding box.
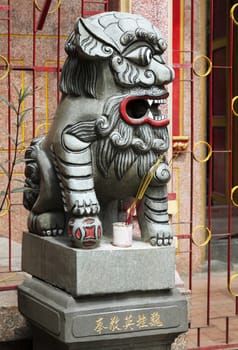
[22,232,175,297]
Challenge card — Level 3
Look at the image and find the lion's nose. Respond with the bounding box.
[153,62,175,86]
[161,65,175,85]
[168,66,175,82]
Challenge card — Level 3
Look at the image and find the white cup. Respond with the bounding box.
[112,222,133,247]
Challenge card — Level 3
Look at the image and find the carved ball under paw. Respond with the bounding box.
[68,216,102,249]
[149,225,173,247]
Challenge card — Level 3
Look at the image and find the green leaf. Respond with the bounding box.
[12,83,20,97]
[23,86,32,98]
[18,107,32,126]
[0,95,17,113]
[3,132,17,146]
[11,186,27,193]
[15,85,32,103]
[11,186,38,193]
[15,158,33,164]
[0,163,9,177]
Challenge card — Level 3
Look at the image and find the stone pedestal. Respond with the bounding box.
[21,233,175,296]
[18,233,188,349]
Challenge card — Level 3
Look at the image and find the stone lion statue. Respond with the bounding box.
[23,11,174,248]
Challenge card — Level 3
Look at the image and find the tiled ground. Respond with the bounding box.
[0,237,21,273]
[0,288,30,343]
[184,270,238,349]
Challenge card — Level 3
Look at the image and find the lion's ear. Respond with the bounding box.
[74,18,115,60]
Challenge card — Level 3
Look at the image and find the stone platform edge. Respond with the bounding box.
[22,232,175,297]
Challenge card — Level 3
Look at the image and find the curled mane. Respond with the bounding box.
[59,31,98,98]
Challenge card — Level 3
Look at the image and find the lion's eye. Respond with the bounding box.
[125,47,153,66]
[153,54,165,64]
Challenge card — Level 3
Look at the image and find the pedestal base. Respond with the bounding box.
[31,326,177,350]
[18,278,187,350]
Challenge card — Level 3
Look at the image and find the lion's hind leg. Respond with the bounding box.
[27,212,65,236]
[24,138,65,236]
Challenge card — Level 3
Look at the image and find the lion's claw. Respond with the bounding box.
[28,212,65,236]
[149,225,173,247]
[150,233,173,246]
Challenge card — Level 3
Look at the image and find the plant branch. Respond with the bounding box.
[0,87,32,213]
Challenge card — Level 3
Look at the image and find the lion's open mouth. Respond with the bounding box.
[120,93,169,127]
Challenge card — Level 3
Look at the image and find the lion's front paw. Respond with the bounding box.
[72,199,100,216]
[68,216,102,249]
[66,191,100,216]
[149,224,173,247]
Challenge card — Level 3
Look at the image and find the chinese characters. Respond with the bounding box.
[95,312,163,335]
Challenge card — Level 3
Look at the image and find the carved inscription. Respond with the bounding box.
[94,311,163,335]
[72,306,179,338]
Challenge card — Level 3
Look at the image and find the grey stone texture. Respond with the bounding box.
[31,326,176,350]
[23,11,174,249]
[18,278,187,349]
[22,232,175,297]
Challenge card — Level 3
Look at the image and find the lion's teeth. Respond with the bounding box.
[147,98,167,106]
[157,99,166,104]
[148,111,153,119]
[150,99,167,104]
[154,114,167,121]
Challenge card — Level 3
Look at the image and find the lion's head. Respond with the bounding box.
[60,12,174,180]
